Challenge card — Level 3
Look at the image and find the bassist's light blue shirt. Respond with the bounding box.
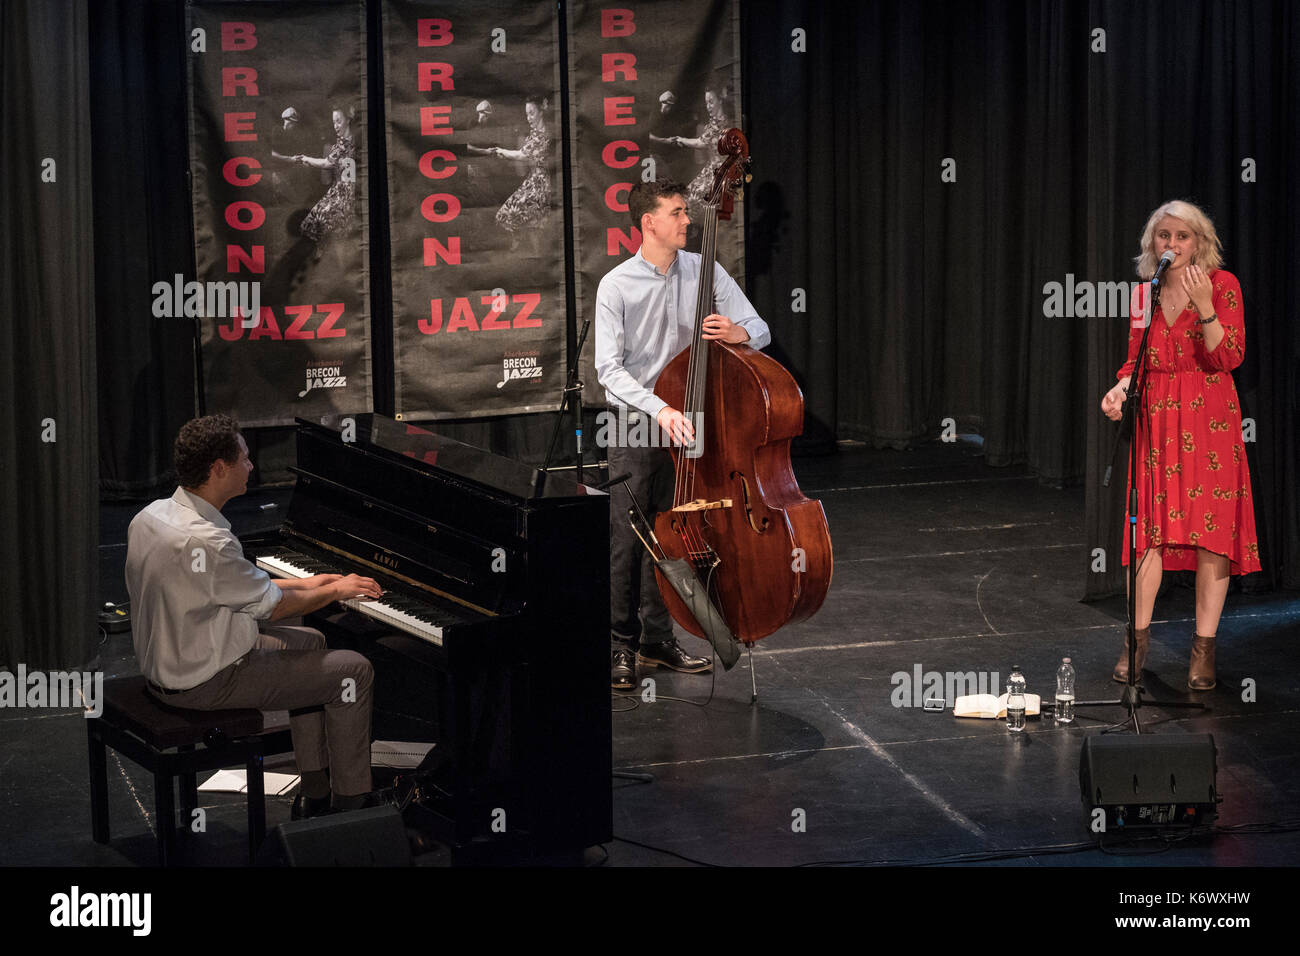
[595,247,770,418]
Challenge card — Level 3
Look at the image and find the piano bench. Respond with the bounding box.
[87,676,293,866]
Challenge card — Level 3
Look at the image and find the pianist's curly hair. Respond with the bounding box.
[174,414,242,488]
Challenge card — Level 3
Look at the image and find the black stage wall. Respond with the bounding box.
[6,0,1297,668]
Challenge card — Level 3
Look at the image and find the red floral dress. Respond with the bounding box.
[1116,269,1260,573]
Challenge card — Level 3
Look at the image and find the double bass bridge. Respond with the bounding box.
[670,498,733,513]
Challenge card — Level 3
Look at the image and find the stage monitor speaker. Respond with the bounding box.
[258,805,413,866]
[1079,733,1219,831]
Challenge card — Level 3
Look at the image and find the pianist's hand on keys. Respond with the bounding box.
[332,574,384,600]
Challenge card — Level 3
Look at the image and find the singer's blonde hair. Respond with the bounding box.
[1134,200,1224,279]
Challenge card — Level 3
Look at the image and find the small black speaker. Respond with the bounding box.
[1079,734,1219,831]
[258,805,413,866]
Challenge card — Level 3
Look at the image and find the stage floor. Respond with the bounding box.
[3,438,1297,869]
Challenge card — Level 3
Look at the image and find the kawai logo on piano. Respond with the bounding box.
[298,365,348,398]
[373,552,399,569]
[497,351,542,389]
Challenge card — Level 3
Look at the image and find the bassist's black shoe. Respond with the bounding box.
[637,639,712,674]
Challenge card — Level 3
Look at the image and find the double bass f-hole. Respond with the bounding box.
[731,470,769,534]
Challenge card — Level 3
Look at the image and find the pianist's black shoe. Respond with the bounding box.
[290,792,335,820]
[636,639,712,674]
[611,647,636,691]
[333,786,400,814]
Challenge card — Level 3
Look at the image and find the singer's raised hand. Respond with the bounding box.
[1181,263,1214,315]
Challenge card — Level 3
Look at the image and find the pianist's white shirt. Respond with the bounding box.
[126,487,283,690]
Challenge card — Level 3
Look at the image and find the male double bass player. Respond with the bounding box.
[594,180,771,690]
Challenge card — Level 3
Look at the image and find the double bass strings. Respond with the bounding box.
[676,202,720,562]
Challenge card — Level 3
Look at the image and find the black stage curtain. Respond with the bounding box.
[90,0,197,498]
[86,1,1299,600]
[742,0,1299,594]
[2,0,99,669]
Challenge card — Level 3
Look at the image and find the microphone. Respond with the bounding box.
[1151,249,1175,283]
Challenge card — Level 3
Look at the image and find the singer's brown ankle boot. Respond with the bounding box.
[1188,633,1216,690]
[1112,626,1150,683]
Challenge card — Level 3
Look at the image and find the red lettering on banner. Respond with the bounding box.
[247,306,282,341]
[608,227,639,256]
[602,140,638,168]
[221,22,257,51]
[420,106,453,136]
[418,295,543,335]
[603,97,635,126]
[417,18,453,46]
[419,149,458,179]
[223,157,261,186]
[421,193,461,223]
[601,53,637,82]
[284,305,315,340]
[604,182,632,212]
[424,237,462,266]
[419,300,445,335]
[226,245,264,274]
[216,304,345,341]
[224,112,257,142]
[221,67,259,97]
[418,62,455,92]
[480,295,510,330]
[601,9,635,37]
[225,201,265,231]
[316,303,346,338]
[446,298,479,332]
[511,293,541,328]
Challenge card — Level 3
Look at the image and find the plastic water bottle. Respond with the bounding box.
[1006,665,1026,733]
[1055,657,1076,724]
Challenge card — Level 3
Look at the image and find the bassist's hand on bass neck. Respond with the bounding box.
[701,313,749,344]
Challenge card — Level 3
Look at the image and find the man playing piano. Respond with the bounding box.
[595,180,771,690]
[126,414,385,817]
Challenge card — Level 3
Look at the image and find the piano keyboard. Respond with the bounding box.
[256,550,446,647]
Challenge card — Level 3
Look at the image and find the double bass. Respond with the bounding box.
[652,129,832,645]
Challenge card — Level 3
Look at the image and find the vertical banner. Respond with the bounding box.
[567,0,745,405]
[187,0,372,427]
[384,1,565,419]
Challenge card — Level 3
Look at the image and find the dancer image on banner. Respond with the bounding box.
[268,107,321,206]
[295,105,356,246]
[460,98,513,207]
[260,102,359,308]
[467,94,553,255]
[661,88,732,206]
[646,90,694,183]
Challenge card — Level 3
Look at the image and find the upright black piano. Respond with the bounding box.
[242,415,611,860]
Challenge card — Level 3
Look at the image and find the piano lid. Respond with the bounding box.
[302,414,605,502]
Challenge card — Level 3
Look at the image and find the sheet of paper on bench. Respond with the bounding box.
[198,770,300,795]
[953,692,1041,718]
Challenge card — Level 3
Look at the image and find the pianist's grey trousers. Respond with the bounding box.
[150,625,374,797]
[607,433,675,651]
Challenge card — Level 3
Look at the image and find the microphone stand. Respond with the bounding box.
[1079,265,1205,731]
[537,318,594,490]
